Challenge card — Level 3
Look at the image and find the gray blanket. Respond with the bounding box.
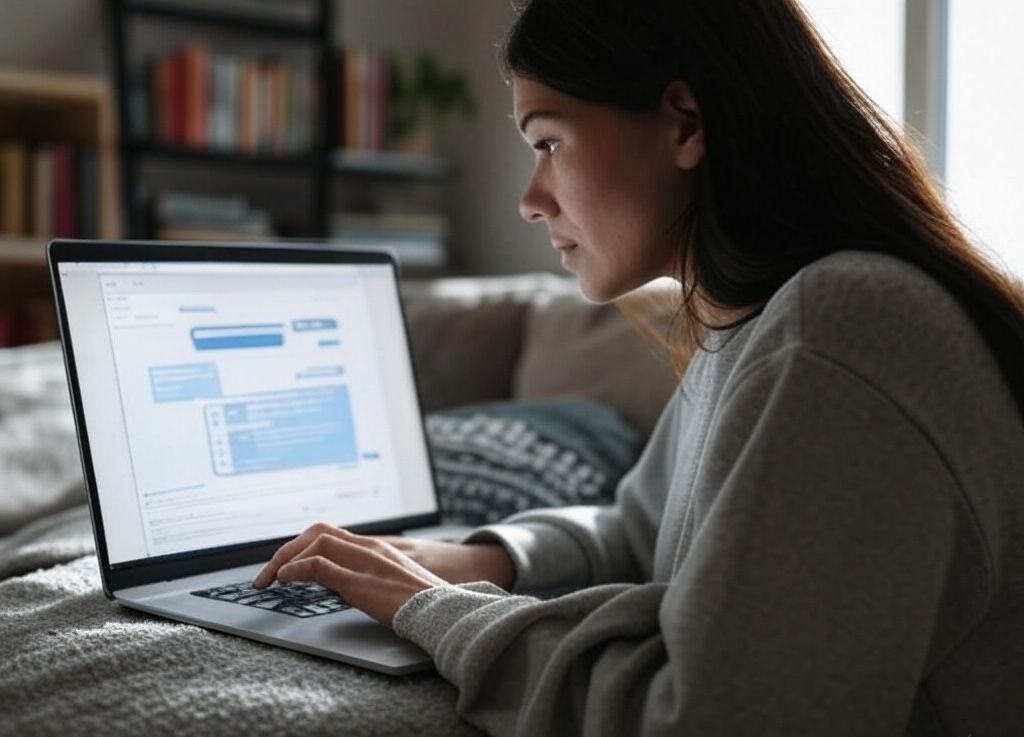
[0,505,481,737]
[0,342,481,737]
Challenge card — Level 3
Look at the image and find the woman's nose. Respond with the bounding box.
[518,173,558,222]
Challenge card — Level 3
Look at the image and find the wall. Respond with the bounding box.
[0,0,557,276]
[0,0,106,75]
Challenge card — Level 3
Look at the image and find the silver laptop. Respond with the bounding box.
[48,239,456,675]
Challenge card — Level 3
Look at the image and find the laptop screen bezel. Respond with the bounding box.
[48,239,442,594]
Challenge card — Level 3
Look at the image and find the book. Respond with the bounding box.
[344,47,363,150]
[31,146,53,237]
[76,149,97,240]
[0,141,27,235]
[184,43,209,148]
[51,143,77,238]
[153,54,174,143]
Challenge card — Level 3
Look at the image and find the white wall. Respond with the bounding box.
[0,0,555,276]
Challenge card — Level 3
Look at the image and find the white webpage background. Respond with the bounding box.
[61,262,435,565]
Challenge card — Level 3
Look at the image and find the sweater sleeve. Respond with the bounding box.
[394,346,985,737]
[459,386,688,593]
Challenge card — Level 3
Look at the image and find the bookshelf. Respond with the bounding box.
[108,0,457,271]
[109,0,334,239]
[0,67,120,345]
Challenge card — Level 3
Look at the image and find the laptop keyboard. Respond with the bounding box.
[191,580,352,618]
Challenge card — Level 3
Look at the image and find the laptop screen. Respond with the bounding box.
[56,259,437,566]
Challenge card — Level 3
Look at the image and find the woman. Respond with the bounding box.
[254,1,1024,734]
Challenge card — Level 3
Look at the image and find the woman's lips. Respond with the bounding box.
[551,238,577,252]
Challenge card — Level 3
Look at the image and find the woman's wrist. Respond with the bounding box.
[466,542,516,590]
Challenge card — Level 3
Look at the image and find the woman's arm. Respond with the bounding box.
[449,388,691,594]
[391,346,987,736]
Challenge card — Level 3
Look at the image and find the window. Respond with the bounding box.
[798,0,905,125]
[946,1,1024,277]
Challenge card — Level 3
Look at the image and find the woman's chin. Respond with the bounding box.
[576,273,622,305]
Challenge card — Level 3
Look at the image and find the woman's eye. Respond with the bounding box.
[533,139,560,155]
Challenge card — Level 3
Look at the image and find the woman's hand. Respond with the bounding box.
[252,523,448,628]
[252,523,515,627]
[380,536,516,589]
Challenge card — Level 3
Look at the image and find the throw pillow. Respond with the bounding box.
[425,398,641,526]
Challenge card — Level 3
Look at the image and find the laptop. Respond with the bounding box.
[48,238,462,675]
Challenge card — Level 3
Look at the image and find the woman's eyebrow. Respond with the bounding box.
[517,110,560,135]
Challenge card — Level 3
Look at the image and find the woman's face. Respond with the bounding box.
[513,76,705,302]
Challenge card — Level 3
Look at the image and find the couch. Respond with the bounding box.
[0,273,683,737]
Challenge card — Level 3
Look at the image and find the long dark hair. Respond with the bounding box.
[503,0,1024,412]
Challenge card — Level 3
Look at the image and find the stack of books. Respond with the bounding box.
[153,192,273,241]
[0,140,98,240]
[329,211,448,268]
[136,43,316,155]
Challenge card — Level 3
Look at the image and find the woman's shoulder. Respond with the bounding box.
[758,249,980,365]
[737,249,1012,436]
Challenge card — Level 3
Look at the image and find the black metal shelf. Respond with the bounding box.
[128,143,455,181]
[108,0,335,238]
[122,0,320,39]
[108,0,457,261]
[129,141,316,172]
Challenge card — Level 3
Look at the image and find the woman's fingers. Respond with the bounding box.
[254,522,351,588]
[282,530,389,577]
[276,553,357,593]
[273,531,445,627]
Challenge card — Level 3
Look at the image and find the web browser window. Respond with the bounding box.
[58,261,436,565]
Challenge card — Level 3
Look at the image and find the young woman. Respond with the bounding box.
[255,1,1024,733]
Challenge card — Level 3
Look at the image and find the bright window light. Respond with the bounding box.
[797,0,906,125]
[946,1,1024,279]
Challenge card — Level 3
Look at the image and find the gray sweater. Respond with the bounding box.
[393,250,1024,736]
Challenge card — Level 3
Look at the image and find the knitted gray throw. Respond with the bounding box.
[0,505,482,737]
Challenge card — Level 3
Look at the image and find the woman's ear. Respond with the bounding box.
[662,80,705,170]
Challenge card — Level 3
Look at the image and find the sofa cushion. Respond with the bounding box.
[401,274,576,414]
[426,398,640,526]
[403,296,528,414]
[513,285,683,438]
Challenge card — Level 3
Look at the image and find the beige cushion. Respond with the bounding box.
[401,275,569,413]
[402,274,689,437]
[514,283,685,438]
[402,295,528,413]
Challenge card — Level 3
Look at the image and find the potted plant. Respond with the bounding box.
[388,52,477,156]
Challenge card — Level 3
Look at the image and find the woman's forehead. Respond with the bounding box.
[513,77,581,132]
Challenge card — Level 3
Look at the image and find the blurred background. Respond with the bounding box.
[0,0,1020,346]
